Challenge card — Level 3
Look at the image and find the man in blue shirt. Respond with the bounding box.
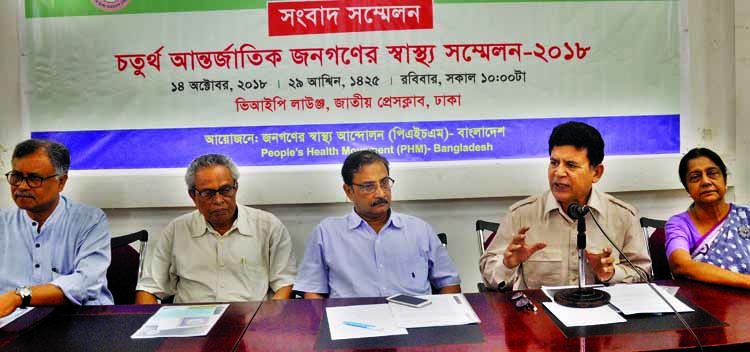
[294,150,461,298]
[0,139,113,318]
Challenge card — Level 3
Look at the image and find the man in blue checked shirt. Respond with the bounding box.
[0,139,113,318]
[294,150,461,298]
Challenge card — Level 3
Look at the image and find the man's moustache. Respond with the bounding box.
[14,193,35,199]
[372,198,389,206]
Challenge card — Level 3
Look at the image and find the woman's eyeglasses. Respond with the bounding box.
[510,291,537,312]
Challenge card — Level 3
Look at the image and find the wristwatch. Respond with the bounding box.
[15,286,32,308]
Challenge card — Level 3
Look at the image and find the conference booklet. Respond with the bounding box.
[131,304,229,339]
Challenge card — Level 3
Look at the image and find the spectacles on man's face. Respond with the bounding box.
[350,177,395,194]
[192,184,237,199]
[5,171,59,188]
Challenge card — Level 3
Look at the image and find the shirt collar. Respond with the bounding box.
[586,188,605,216]
[543,190,561,217]
[190,205,248,237]
[543,187,604,221]
[346,208,402,230]
[20,194,67,228]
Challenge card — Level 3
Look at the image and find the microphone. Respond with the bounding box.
[567,202,590,220]
[554,201,611,308]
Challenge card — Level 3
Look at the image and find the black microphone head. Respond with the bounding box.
[567,202,589,220]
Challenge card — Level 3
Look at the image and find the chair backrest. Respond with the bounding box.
[107,230,149,305]
[437,233,447,247]
[476,220,500,255]
[431,233,448,294]
[639,217,672,280]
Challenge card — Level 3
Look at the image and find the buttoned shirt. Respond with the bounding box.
[0,195,114,305]
[479,188,651,290]
[136,204,297,303]
[293,210,461,298]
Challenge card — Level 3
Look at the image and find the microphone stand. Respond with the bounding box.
[553,211,611,308]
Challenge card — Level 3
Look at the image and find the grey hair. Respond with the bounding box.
[12,139,70,177]
[184,154,240,190]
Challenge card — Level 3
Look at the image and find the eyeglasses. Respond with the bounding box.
[5,171,60,188]
[192,184,237,199]
[510,291,537,312]
[350,177,395,194]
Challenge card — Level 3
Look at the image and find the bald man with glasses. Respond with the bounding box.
[294,150,461,298]
[136,154,296,303]
[0,139,113,318]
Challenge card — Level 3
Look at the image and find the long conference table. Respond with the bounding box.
[2,279,750,351]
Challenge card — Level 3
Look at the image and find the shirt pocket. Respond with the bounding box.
[226,241,266,286]
[396,253,430,294]
[524,249,563,288]
[50,262,70,281]
[227,240,262,265]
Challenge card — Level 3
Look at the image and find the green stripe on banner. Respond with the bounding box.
[25,0,267,18]
[26,0,675,18]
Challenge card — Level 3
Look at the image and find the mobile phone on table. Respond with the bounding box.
[386,294,431,308]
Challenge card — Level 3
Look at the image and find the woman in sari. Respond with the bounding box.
[665,148,750,288]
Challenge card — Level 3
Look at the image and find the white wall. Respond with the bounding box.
[736,1,750,204]
[1,0,748,293]
[0,1,22,209]
[683,0,735,156]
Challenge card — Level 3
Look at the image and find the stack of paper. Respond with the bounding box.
[326,304,408,340]
[542,303,626,326]
[388,294,481,328]
[325,294,480,340]
[542,283,694,327]
[599,283,693,315]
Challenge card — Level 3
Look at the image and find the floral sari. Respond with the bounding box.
[691,204,750,274]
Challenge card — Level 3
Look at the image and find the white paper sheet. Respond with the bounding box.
[658,285,680,296]
[326,304,407,340]
[599,283,693,315]
[0,307,34,329]
[543,302,626,327]
[131,304,228,339]
[388,294,480,328]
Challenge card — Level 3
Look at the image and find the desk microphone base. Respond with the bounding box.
[554,287,611,308]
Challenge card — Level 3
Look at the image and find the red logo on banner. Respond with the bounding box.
[268,0,433,37]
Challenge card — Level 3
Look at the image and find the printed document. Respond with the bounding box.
[388,294,480,328]
[131,304,229,338]
[0,307,33,329]
[543,302,626,327]
[599,283,693,315]
[326,304,407,340]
